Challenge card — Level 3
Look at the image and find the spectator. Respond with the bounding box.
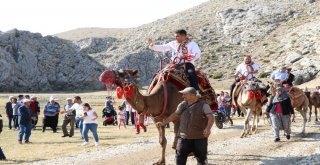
[69,96,84,138]
[124,100,135,125]
[0,114,3,134]
[18,99,35,144]
[224,92,232,118]
[134,110,147,134]
[12,97,20,130]
[61,98,75,137]
[42,96,60,133]
[217,91,225,109]
[17,95,24,105]
[80,103,99,146]
[25,95,30,99]
[30,96,40,130]
[5,96,14,130]
[156,87,214,164]
[266,87,294,142]
[105,96,115,111]
[117,106,126,129]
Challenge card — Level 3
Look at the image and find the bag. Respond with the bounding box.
[0,147,6,160]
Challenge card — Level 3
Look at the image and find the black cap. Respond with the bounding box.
[74,96,81,100]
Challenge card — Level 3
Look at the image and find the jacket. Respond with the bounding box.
[18,106,33,125]
[5,102,13,117]
[266,94,294,115]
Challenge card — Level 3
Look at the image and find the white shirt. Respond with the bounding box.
[125,101,132,112]
[83,109,98,124]
[70,103,84,118]
[236,63,260,80]
[149,40,201,65]
[271,70,289,82]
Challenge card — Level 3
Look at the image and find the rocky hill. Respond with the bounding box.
[55,0,320,87]
[1,0,320,92]
[0,29,105,92]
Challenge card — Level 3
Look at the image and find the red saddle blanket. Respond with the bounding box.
[147,64,218,110]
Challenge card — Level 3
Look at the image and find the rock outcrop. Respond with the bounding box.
[0,29,105,92]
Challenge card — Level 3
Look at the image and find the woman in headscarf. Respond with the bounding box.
[266,86,294,142]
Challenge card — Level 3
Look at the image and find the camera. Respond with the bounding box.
[84,112,88,116]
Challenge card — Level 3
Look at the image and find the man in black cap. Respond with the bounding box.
[285,68,295,87]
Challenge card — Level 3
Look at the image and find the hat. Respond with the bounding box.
[22,99,31,103]
[9,96,15,100]
[276,86,285,91]
[179,87,197,95]
[49,96,57,102]
[287,67,292,71]
[31,96,37,100]
[66,98,72,101]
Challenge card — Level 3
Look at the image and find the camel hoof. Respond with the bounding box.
[308,119,311,122]
[316,119,319,122]
[153,160,165,165]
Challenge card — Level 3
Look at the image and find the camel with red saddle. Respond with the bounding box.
[232,80,268,138]
[99,63,218,165]
[268,82,309,135]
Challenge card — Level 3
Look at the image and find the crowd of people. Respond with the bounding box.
[2,94,151,146]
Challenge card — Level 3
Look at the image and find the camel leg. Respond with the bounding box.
[308,106,312,122]
[315,107,318,122]
[300,108,307,136]
[241,108,251,138]
[250,111,256,135]
[154,125,167,165]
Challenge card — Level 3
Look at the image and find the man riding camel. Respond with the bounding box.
[230,55,260,97]
[147,29,201,96]
[270,66,289,85]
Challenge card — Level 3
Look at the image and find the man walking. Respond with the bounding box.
[68,96,84,138]
[156,87,214,165]
[18,99,35,144]
[61,98,75,137]
[5,96,14,130]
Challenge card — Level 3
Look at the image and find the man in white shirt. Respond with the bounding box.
[147,29,201,94]
[270,66,289,84]
[68,96,84,138]
[230,55,261,96]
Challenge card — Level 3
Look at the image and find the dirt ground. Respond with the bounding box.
[92,116,320,165]
[31,114,320,165]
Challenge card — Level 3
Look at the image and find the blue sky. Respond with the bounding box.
[0,0,208,35]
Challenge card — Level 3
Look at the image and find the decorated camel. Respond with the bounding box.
[268,82,309,135]
[232,80,268,138]
[305,91,320,122]
[99,64,217,165]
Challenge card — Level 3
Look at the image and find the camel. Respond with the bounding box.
[306,91,320,122]
[232,80,268,138]
[268,82,309,135]
[99,67,217,165]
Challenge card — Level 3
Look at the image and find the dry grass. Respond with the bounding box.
[0,90,173,164]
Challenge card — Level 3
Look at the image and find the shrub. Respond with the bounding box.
[211,72,223,79]
[258,72,269,78]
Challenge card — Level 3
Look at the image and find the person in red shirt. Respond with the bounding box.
[30,96,40,130]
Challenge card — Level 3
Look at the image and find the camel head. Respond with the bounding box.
[99,69,138,88]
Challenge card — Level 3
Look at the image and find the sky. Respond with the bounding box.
[0,0,208,35]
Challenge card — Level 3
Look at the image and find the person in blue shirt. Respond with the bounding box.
[18,99,35,144]
[42,96,60,133]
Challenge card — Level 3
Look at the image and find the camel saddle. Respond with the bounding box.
[232,80,268,107]
[147,64,218,110]
[288,87,305,107]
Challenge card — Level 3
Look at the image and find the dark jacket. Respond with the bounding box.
[18,106,33,125]
[5,102,13,117]
[0,114,3,134]
[266,95,294,115]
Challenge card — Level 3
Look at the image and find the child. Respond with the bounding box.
[118,106,126,129]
